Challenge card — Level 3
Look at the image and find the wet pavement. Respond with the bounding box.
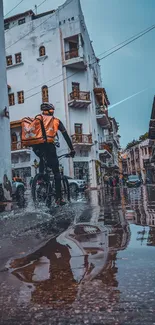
[1,186,155,324]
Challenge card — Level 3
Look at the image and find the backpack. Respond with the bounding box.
[22,115,60,147]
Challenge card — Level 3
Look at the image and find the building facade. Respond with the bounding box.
[149,96,155,162]
[5,0,120,186]
[121,139,154,183]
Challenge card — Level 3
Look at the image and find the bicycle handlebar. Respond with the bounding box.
[58,153,72,159]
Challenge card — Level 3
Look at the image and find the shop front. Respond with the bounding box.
[73,161,89,183]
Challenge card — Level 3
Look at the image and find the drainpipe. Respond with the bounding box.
[0,0,12,207]
[59,27,73,177]
[78,33,83,58]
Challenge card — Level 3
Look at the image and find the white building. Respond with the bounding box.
[122,139,154,183]
[5,0,119,187]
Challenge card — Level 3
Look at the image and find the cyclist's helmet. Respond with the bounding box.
[41,102,55,115]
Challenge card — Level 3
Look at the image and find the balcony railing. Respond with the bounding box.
[71,134,92,145]
[105,135,114,142]
[69,91,90,101]
[96,107,107,115]
[65,49,79,60]
[99,143,112,154]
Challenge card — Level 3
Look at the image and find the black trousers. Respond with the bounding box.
[33,143,62,200]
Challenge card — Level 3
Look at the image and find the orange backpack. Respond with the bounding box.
[22,115,60,146]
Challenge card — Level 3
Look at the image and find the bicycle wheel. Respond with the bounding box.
[61,175,70,202]
[32,173,52,207]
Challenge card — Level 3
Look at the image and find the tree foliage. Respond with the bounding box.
[126,132,148,150]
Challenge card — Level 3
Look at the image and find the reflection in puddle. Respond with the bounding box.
[9,185,155,310]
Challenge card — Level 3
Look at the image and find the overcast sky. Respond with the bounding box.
[3,0,155,147]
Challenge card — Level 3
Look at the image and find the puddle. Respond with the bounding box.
[6,185,155,316]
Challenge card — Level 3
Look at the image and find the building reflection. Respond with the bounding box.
[121,185,155,246]
[10,191,131,308]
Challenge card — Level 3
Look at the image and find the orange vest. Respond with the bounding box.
[22,115,60,146]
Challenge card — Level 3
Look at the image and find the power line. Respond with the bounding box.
[5,12,53,49]
[24,21,155,96]
[4,0,25,18]
[25,21,155,101]
[37,0,48,8]
[98,24,155,60]
[5,0,74,49]
[97,23,155,58]
[5,1,155,98]
[25,73,63,93]
[25,71,78,100]
[4,0,49,35]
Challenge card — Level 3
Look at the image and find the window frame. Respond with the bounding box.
[42,85,49,103]
[15,52,22,64]
[11,132,17,143]
[18,18,25,25]
[8,93,15,106]
[4,22,10,30]
[74,123,82,134]
[6,55,13,66]
[39,46,46,57]
[17,91,24,104]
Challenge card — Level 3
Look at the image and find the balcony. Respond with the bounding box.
[94,88,110,107]
[96,107,110,128]
[71,134,93,148]
[11,141,31,153]
[99,143,112,158]
[64,49,87,70]
[105,134,114,142]
[105,134,120,148]
[68,91,91,108]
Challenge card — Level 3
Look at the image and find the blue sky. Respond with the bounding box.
[3,0,155,147]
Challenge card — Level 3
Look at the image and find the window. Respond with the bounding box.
[18,91,24,104]
[69,41,78,51]
[72,82,80,92]
[8,93,15,106]
[6,55,12,66]
[4,23,10,30]
[145,147,147,155]
[39,46,46,57]
[11,132,17,143]
[75,123,82,134]
[15,52,22,64]
[18,18,25,25]
[42,86,49,103]
[11,132,18,151]
[72,82,80,99]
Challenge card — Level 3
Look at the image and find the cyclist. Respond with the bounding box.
[32,103,75,206]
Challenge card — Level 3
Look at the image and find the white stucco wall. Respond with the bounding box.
[5,0,110,185]
[0,0,12,200]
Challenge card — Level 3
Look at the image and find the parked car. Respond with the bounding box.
[66,177,87,193]
[126,175,141,188]
[12,180,25,202]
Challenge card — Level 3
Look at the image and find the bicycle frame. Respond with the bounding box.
[40,153,71,175]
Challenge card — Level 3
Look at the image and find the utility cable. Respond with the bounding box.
[5,0,74,48]
[25,22,155,100]
[24,21,155,96]
[4,0,25,18]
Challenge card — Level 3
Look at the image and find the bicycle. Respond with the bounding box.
[31,153,71,207]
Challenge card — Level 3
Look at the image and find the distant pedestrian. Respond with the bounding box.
[29,177,34,187]
[113,177,116,187]
[115,175,119,186]
[104,175,109,189]
[109,176,113,187]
